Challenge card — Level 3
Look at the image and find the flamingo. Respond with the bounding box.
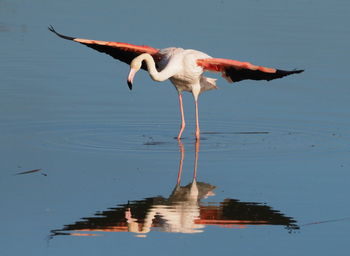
[49,140,299,238]
[48,26,303,140]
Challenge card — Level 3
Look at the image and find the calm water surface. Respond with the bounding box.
[1,0,350,255]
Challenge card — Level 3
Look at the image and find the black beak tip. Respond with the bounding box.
[127,81,132,90]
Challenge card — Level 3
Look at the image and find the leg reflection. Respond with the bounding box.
[50,140,298,238]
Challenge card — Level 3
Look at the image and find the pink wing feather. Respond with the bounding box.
[197,58,303,83]
[48,26,159,69]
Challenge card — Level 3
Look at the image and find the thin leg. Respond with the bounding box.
[177,140,185,185]
[193,139,200,182]
[194,99,200,140]
[177,93,186,139]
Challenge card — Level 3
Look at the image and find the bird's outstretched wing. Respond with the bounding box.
[197,58,303,83]
[48,26,159,69]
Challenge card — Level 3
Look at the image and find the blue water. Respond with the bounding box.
[1,0,350,255]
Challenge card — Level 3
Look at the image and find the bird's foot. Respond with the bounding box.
[177,129,185,140]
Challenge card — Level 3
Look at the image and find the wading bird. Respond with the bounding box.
[49,26,303,140]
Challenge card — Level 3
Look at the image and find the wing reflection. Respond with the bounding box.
[51,141,298,237]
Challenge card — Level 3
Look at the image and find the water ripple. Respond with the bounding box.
[2,118,349,156]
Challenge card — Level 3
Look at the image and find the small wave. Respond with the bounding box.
[1,118,349,157]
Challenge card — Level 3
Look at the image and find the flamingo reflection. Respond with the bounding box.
[51,141,298,238]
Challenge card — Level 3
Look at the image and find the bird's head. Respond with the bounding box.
[127,57,143,90]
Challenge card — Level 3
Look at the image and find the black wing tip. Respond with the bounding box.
[276,69,304,75]
[48,25,75,41]
[291,69,304,74]
[48,25,59,35]
[226,67,304,82]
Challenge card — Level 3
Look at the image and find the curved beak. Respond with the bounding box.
[127,68,137,90]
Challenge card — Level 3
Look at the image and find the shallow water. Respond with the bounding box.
[1,0,350,255]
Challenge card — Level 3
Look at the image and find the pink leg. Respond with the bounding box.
[193,139,200,182]
[177,93,186,140]
[194,99,200,140]
[177,140,185,185]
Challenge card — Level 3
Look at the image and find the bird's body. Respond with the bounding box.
[49,26,303,140]
[133,47,216,95]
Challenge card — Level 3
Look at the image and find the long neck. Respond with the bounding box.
[136,53,175,82]
[137,53,157,73]
[136,53,162,81]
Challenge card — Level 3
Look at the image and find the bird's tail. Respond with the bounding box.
[200,76,218,93]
